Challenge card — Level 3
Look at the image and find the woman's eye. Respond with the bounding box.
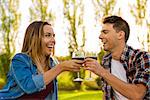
[44,33,55,38]
[45,34,51,37]
[48,35,51,37]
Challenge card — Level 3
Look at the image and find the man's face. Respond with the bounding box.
[99,23,119,52]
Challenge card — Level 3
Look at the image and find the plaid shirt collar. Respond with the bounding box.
[103,45,133,62]
[120,45,135,61]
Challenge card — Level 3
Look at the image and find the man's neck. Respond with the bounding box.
[111,43,125,60]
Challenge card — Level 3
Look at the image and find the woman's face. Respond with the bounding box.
[42,25,55,56]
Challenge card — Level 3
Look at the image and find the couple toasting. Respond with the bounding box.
[0,15,149,100]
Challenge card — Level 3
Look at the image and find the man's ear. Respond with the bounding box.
[117,31,125,40]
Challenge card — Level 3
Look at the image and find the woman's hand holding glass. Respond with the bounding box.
[58,60,84,72]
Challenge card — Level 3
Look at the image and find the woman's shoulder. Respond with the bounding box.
[12,53,32,63]
[13,53,30,59]
[11,53,33,69]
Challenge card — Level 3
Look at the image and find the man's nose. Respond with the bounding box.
[99,33,103,40]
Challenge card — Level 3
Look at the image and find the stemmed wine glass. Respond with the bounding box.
[72,50,84,82]
[85,52,97,81]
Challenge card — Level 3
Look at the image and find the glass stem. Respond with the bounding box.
[89,71,92,78]
[77,72,80,78]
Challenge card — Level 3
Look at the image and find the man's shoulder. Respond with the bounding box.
[131,48,149,58]
[124,45,149,58]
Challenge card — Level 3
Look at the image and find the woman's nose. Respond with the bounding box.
[51,37,56,44]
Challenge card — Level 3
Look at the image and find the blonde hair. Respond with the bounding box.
[21,21,51,73]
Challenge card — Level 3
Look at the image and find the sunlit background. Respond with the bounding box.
[0,0,150,99]
[16,0,150,57]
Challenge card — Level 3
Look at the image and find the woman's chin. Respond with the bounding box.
[45,52,52,56]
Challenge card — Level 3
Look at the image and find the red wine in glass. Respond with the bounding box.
[72,57,85,60]
[86,56,97,60]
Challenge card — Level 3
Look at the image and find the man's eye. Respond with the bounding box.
[101,30,109,34]
[104,32,107,34]
[103,31,108,34]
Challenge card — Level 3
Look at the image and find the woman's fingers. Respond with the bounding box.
[61,60,83,71]
[73,60,84,64]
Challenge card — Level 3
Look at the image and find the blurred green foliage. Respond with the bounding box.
[0,0,21,88]
[0,53,11,79]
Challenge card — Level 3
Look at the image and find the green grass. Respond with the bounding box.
[58,90,103,100]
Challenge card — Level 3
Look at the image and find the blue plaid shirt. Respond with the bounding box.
[102,45,150,100]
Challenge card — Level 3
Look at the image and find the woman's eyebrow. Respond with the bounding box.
[44,32,52,34]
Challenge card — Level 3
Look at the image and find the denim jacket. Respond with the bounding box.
[0,53,58,100]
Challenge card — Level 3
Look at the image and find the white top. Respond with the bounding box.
[111,59,128,100]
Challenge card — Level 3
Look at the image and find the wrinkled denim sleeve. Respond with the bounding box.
[11,53,46,94]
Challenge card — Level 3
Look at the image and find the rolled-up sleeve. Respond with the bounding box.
[133,53,150,90]
[32,74,45,91]
[11,54,46,94]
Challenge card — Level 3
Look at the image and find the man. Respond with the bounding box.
[84,15,149,100]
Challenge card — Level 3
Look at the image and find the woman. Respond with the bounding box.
[0,21,83,99]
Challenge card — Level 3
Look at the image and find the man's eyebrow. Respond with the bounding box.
[101,29,108,33]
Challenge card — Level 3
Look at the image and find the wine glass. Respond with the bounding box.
[72,50,84,82]
[85,52,97,81]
